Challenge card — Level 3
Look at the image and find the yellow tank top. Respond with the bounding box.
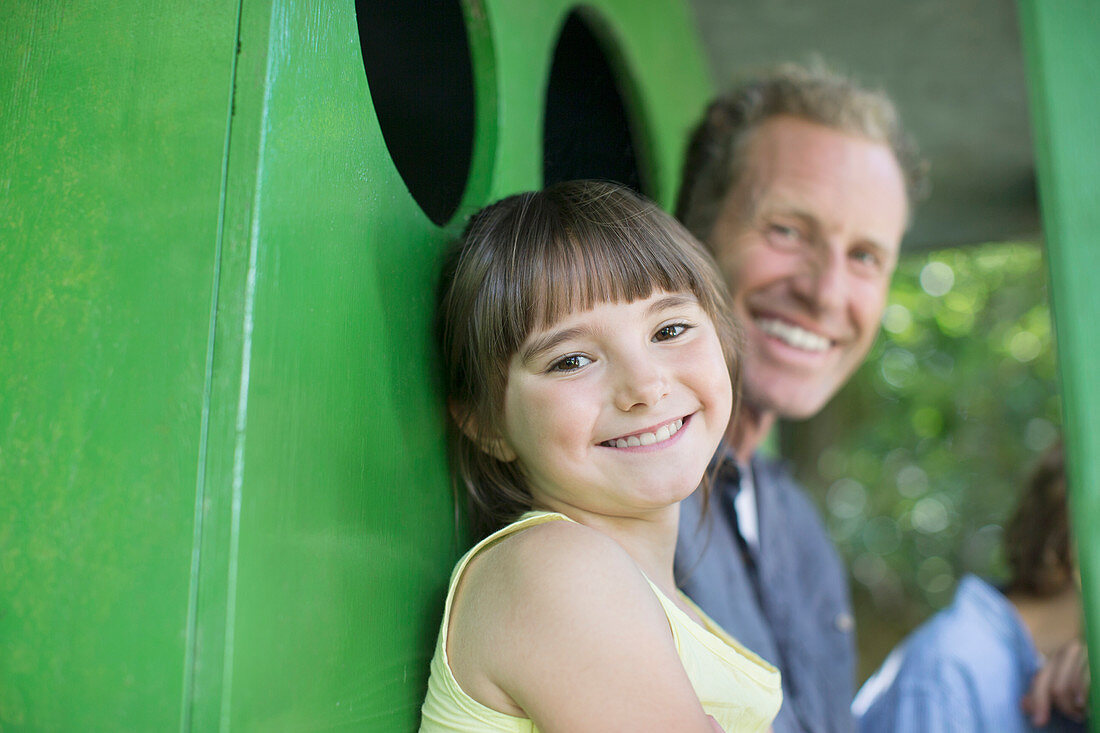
[420,511,782,732]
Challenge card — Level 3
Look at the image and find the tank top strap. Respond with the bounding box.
[421,511,572,732]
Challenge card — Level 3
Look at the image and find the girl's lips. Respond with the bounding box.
[599,415,689,448]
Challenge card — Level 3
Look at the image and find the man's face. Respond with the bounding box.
[709,115,909,420]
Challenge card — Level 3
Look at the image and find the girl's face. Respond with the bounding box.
[497,290,733,520]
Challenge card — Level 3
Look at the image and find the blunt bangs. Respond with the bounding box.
[472,182,727,366]
[515,205,709,341]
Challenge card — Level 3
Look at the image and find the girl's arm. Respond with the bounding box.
[449,519,718,733]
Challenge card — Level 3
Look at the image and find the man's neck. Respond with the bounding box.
[726,403,777,464]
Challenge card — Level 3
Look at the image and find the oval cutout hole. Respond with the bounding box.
[356,1,475,226]
[543,11,644,193]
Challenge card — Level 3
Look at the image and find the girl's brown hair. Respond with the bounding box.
[438,180,740,538]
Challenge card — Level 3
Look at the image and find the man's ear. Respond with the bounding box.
[449,399,517,462]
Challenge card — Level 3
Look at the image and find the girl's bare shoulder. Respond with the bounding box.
[450,519,714,730]
[459,518,646,619]
[449,519,681,715]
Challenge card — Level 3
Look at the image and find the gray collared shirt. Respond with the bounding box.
[676,450,856,733]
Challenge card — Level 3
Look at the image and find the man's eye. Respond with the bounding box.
[549,354,591,372]
[851,248,882,269]
[654,323,690,342]
[766,223,803,245]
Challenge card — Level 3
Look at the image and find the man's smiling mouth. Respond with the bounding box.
[755,317,831,353]
[600,416,686,448]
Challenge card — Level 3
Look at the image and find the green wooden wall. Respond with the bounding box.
[2,3,240,728]
[1018,2,1100,727]
[1,1,711,729]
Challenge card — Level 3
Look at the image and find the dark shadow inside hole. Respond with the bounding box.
[355,1,474,226]
[543,12,644,194]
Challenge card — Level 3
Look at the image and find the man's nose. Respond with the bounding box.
[794,246,847,313]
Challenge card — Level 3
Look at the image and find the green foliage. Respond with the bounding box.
[782,241,1061,673]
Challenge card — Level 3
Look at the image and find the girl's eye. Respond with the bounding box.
[548,354,592,373]
[654,323,691,342]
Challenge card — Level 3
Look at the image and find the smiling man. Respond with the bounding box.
[674,64,927,733]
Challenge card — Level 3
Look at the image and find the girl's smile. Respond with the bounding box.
[498,291,733,520]
[599,414,688,449]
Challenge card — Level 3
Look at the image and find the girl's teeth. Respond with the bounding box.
[607,418,685,448]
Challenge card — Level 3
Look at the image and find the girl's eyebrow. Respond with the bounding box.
[647,293,699,314]
[519,326,589,366]
[519,295,700,366]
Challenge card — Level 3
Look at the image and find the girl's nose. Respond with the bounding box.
[612,358,670,412]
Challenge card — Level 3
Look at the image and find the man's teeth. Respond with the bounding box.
[606,418,684,448]
[756,318,830,352]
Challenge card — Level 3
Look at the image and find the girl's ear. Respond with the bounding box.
[449,400,517,462]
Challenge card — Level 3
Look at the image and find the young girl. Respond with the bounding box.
[420,181,781,732]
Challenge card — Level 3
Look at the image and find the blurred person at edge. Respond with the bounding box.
[854,442,1087,732]
[673,62,925,733]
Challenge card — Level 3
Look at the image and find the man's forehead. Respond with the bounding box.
[739,117,899,191]
[731,117,909,251]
